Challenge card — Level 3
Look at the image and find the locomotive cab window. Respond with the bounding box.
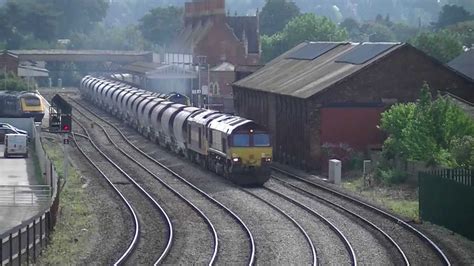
[23,97,41,106]
[253,134,270,147]
[232,134,250,147]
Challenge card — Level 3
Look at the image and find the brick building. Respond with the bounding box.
[0,51,19,76]
[171,0,260,66]
[233,42,474,170]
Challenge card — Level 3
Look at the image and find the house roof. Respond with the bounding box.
[226,16,259,54]
[448,49,474,81]
[234,41,403,99]
[120,61,162,75]
[211,62,235,71]
[171,15,260,56]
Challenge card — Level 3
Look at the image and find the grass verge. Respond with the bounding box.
[36,138,95,264]
[342,175,419,221]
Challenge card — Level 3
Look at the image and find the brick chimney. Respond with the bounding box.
[208,0,225,23]
[185,0,226,26]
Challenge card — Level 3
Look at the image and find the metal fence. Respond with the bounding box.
[0,124,60,265]
[0,185,51,206]
[419,169,474,241]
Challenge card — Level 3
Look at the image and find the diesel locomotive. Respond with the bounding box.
[81,75,272,185]
[0,91,45,122]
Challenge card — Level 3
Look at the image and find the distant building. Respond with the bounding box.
[0,51,19,75]
[170,0,260,66]
[233,42,474,171]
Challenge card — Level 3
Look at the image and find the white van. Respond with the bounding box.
[4,134,28,158]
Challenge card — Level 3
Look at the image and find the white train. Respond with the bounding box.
[80,76,273,185]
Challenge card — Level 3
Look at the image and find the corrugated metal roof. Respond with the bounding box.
[234,41,404,99]
[448,49,474,80]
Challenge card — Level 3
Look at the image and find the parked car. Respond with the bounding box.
[0,123,28,135]
[4,133,28,158]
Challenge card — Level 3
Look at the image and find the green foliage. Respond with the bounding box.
[69,24,150,51]
[0,73,29,91]
[340,16,418,43]
[446,20,474,47]
[138,6,183,47]
[409,30,464,63]
[0,0,108,49]
[380,82,474,168]
[450,136,474,169]
[374,166,408,185]
[435,4,473,29]
[260,0,300,36]
[262,13,347,62]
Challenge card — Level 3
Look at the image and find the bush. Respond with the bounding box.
[380,82,474,168]
[375,166,408,185]
[450,136,474,169]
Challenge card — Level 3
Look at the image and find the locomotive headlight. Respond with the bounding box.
[232,157,241,162]
[265,157,272,162]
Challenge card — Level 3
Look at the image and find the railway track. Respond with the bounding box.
[71,119,173,265]
[271,166,452,266]
[68,96,256,264]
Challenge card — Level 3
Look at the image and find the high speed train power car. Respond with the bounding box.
[0,91,45,122]
[81,75,272,185]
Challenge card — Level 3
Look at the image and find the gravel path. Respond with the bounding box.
[247,187,350,265]
[272,171,446,265]
[73,124,170,264]
[265,179,395,265]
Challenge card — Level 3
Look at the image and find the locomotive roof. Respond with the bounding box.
[208,114,253,134]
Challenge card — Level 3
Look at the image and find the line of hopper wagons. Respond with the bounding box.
[81,76,273,186]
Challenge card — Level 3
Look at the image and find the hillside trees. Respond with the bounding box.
[262,14,347,62]
[259,0,300,36]
[0,0,109,49]
[138,6,183,47]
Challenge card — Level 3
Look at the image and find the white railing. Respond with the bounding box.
[0,185,51,206]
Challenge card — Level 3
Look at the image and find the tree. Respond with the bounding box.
[0,0,109,48]
[380,82,474,167]
[0,73,29,92]
[446,20,474,47]
[435,4,472,29]
[260,0,300,36]
[138,6,183,47]
[51,0,109,37]
[262,14,347,62]
[69,25,150,51]
[409,30,463,63]
[361,23,396,42]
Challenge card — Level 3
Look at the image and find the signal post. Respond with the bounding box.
[49,95,72,184]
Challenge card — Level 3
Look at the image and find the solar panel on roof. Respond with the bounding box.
[335,43,397,65]
[286,42,341,60]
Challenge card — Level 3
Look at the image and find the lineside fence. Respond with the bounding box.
[419,169,473,240]
[0,124,60,265]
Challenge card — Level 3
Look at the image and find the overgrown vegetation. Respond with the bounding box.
[380,82,474,169]
[0,72,29,91]
[342,176,419,220]
[37,140,94,264]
